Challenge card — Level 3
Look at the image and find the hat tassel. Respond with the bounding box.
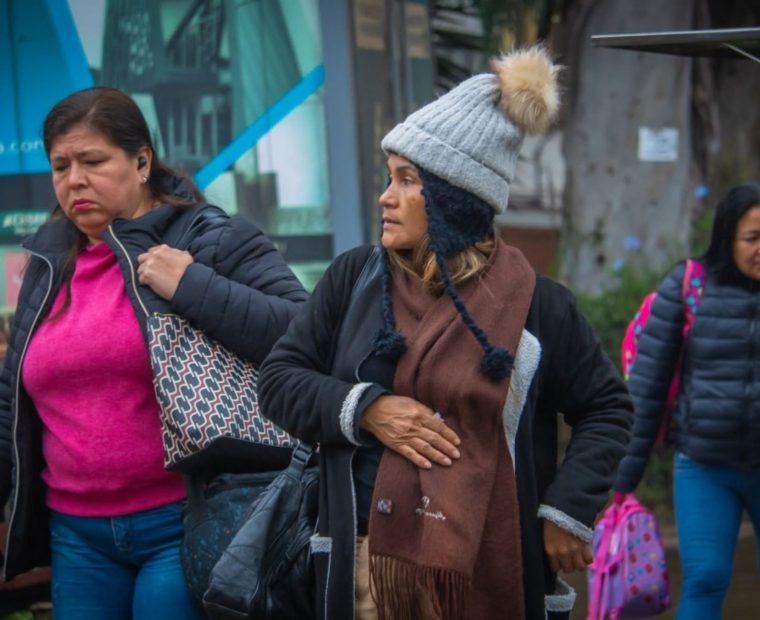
[434,252,514,381]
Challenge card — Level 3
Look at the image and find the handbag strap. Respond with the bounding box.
[185,444,313,509]
[289,442,314,475]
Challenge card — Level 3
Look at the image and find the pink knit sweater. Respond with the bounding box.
[22,241,185,516]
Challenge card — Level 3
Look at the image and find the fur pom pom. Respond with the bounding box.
[492,46,560,134]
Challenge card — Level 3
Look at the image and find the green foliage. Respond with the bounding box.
[575,261,676,518]
[0,609,50,620]
[475,0,547,52]
[636,449,675,522]
[575,261,663,374]
[690,204,714,259]
[1,612,34,620]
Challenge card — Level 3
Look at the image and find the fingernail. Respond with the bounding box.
[452,449,460,459]
[443,457,452,466]
[454,438,461,446]
[423,461,432,469]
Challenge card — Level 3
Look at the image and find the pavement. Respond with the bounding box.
[1,519,756,618]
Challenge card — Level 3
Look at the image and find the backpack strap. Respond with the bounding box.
[589,494,649,619]
[589,502,622,620]
[681,259,706,335]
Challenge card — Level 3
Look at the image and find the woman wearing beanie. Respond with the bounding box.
[258,46,633,620]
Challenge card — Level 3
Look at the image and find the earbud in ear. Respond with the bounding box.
[138,156,147,169]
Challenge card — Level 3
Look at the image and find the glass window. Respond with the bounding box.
[0,0,334,335]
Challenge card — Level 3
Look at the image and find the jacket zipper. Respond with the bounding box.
[2,251,54,581]
[3,214,206,578]
[107,224,149,318]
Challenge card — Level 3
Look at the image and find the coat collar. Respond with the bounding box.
[22,174,198,258]
[22,203,188,258]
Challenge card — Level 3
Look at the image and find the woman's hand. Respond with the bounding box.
[360,395,461,469]
[542,519,593,573]
[137,245,193,300]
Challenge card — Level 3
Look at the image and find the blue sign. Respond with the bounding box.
[0,0,93,176]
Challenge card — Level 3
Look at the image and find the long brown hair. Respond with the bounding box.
[387,234,495,293]
[43,87,204,319]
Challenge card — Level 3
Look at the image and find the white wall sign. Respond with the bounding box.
[638,127,679,162]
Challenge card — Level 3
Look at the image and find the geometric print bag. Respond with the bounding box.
[147,313,297,475]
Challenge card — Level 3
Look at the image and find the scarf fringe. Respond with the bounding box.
[369,554,469,620]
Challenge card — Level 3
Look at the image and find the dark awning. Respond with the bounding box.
[591,27,760,63]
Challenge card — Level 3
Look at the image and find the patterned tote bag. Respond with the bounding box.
[147,206,297,475]
[148,314,297,474]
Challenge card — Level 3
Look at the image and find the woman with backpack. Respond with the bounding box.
[258,45,633,620]
[614,182,760,620]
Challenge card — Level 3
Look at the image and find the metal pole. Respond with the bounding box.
[319,0,365,255]
[722,43,760,64]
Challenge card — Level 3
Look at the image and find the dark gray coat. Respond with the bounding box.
[616,261,760,493]
[0,198,307,580]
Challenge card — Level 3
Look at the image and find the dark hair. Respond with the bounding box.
[43,87,204,319]
[43,86,203,205]
[702,182,760,283]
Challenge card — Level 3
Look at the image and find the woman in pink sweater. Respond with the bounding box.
[0,87,307,619]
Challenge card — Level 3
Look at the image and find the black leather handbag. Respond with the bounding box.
[180,470,279,603]
[202,443,319,619]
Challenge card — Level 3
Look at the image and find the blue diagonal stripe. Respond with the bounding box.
[44,0,94,91]
[194,64,325,190]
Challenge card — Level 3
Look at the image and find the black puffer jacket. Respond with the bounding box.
[259,245,633,620]
[616,261,760,493]
[0,196,307,580]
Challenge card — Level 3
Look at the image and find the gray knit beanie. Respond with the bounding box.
[375,46,560,381]
[381,46,559,214]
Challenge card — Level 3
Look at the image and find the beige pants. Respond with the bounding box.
[355,535,378,620]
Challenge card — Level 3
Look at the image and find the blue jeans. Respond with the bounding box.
[674,452,760,620]
[49,502,204,620]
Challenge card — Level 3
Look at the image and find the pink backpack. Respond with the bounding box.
[620,259,706,446]
[587,493,670,619]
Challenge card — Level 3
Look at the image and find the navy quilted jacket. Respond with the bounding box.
[0,192,307,580]
[616,261,760,493]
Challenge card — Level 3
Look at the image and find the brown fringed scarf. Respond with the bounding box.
[368,241,536,620]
